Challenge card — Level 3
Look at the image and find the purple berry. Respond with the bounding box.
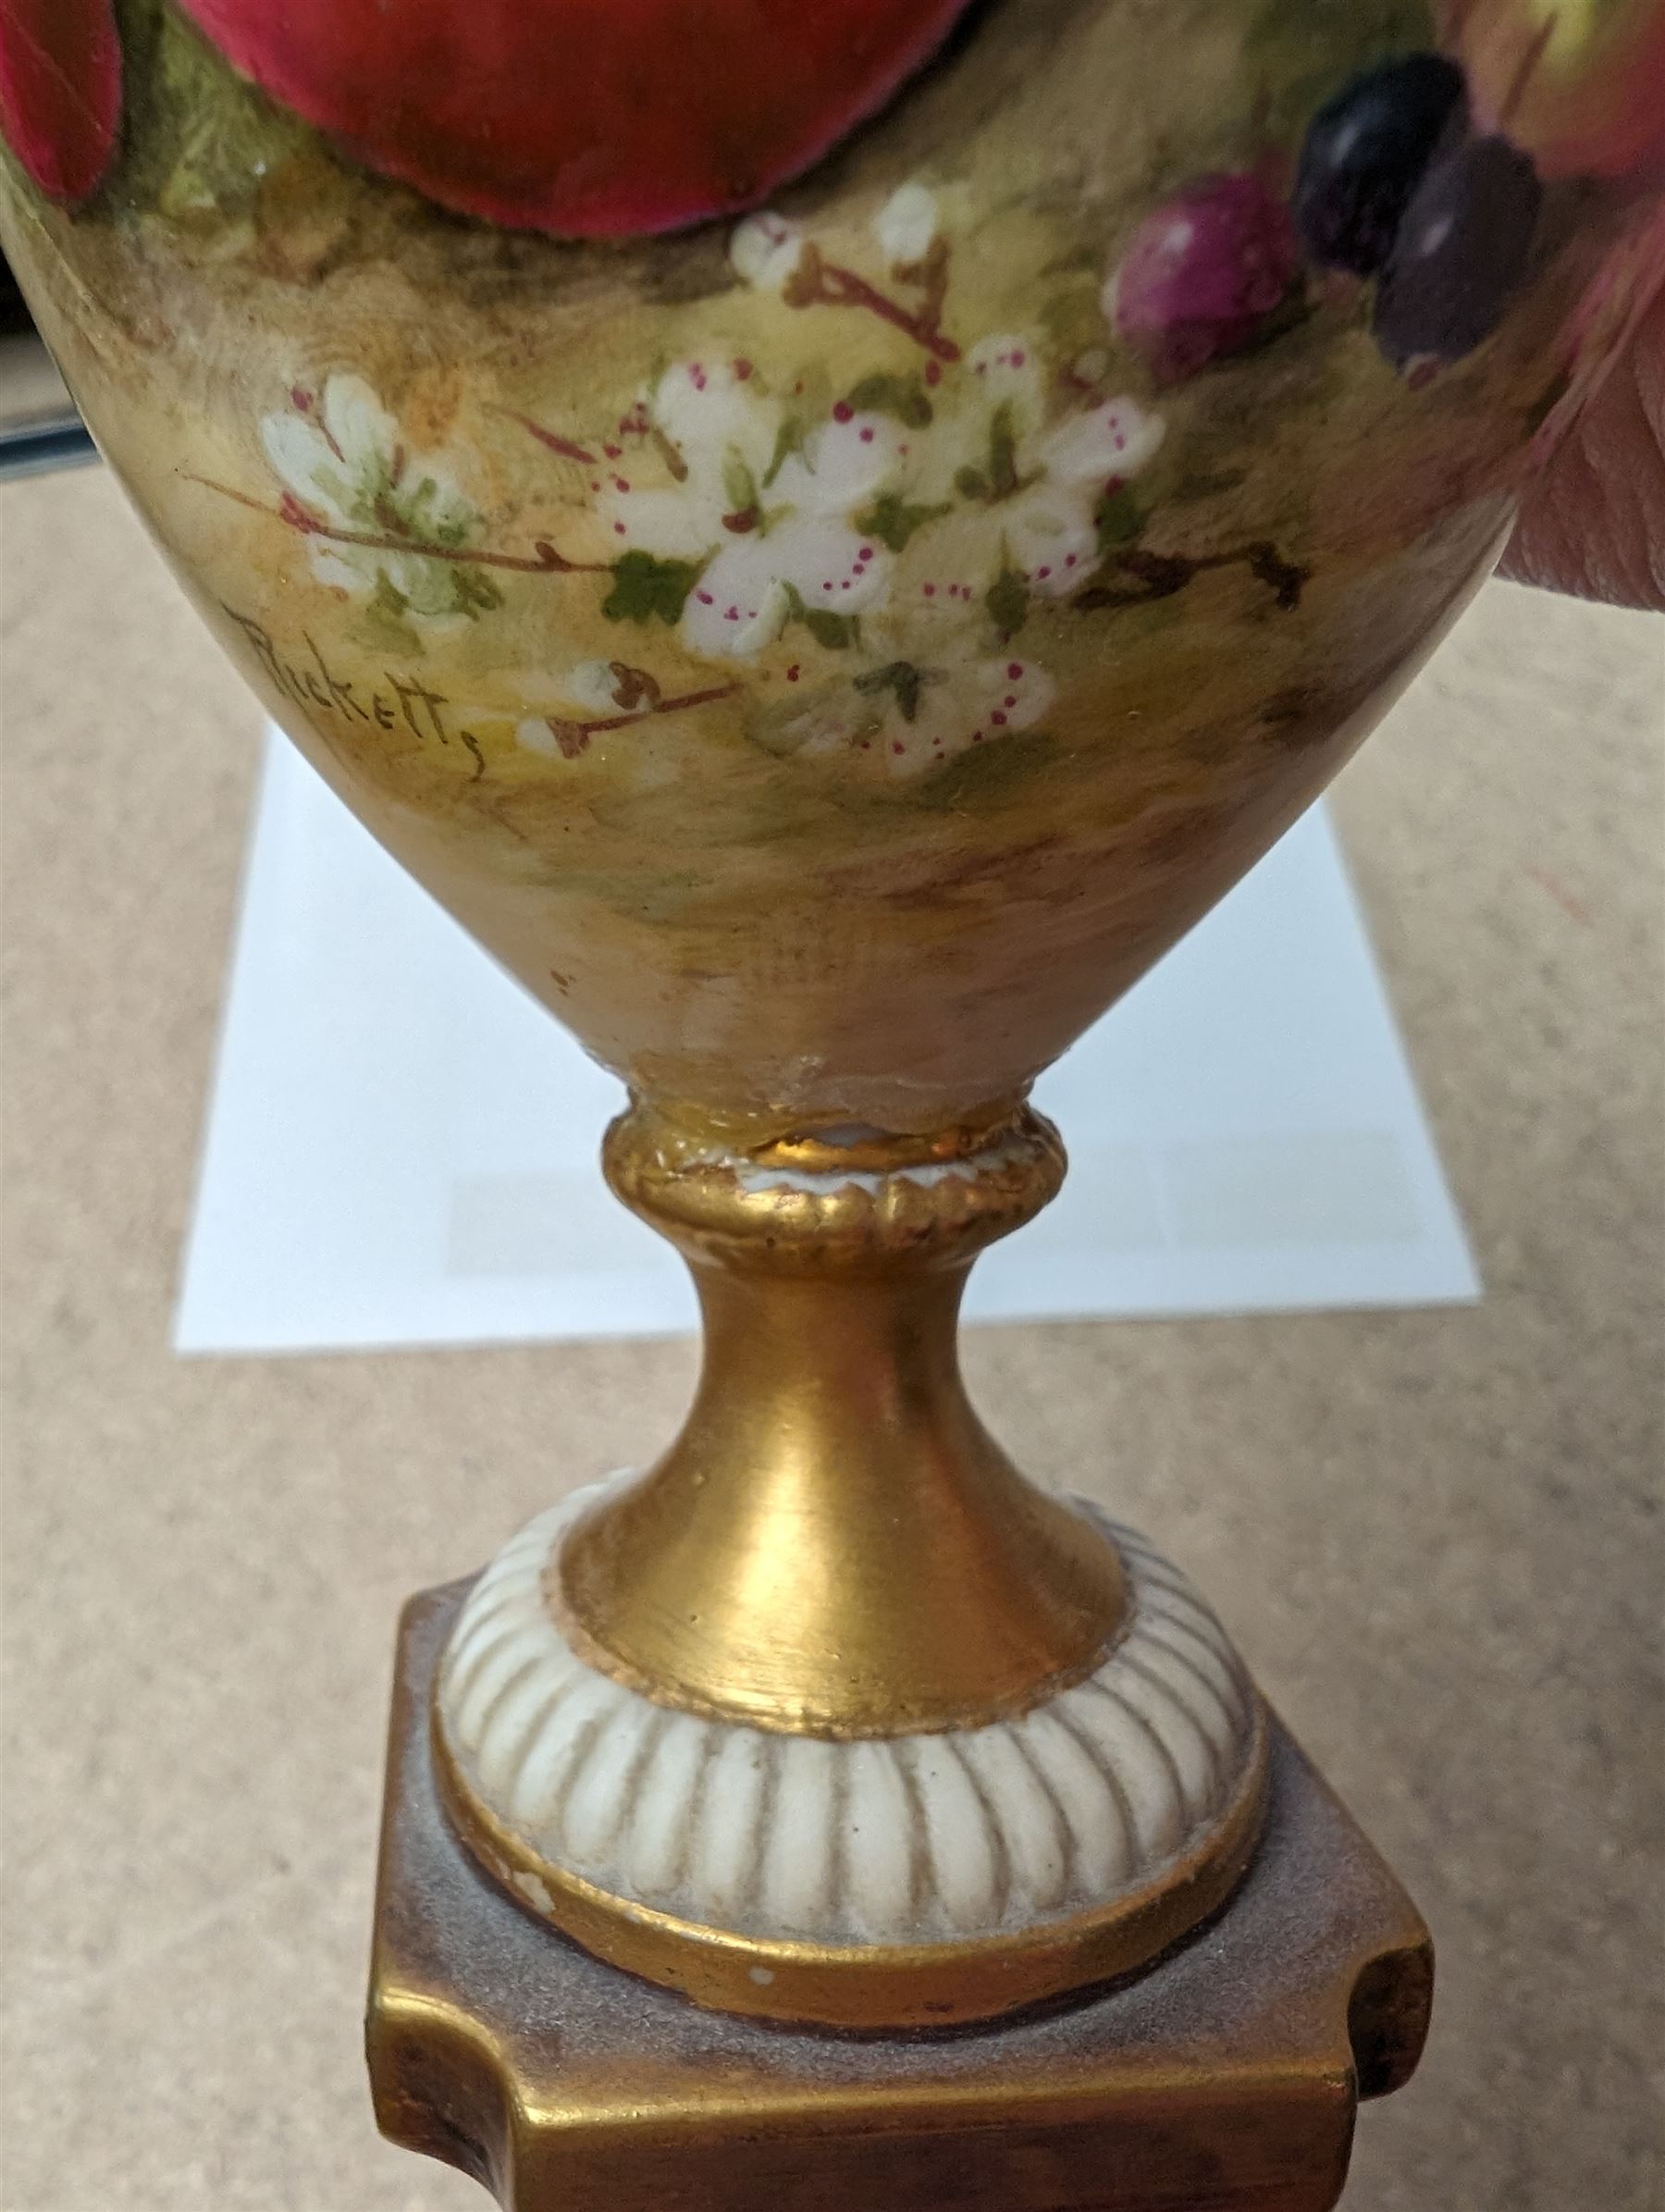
[1293,53,1469,278]
[1373,135,1544,367]
[1108,172,1301,383]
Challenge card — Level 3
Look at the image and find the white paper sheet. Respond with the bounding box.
[174,731,1477,1354]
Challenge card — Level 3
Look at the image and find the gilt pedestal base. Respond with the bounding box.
[434,1475,1268,2028]
[368,1580,1433,2212]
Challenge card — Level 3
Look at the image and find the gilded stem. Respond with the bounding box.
[550,1104,1129,1736]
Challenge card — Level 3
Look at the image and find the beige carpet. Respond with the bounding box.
[2,465,1660,2211]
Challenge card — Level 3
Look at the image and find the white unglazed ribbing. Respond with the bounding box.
[435,1475,1262,1947]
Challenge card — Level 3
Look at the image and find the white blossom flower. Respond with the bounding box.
[875,181,939,267]
[259,375,493,624]
[600,360,906,660]
[896,337,1166,605]
[729,210,806,292]
[556,660,636,714]
[784,653,1055,779]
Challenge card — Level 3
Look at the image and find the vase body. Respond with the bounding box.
[5,0,1661,1143]
[8,0,1665,2042]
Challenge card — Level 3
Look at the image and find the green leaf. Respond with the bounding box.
[802,607,858,650]
[120,0,318,224]
[783,584,858,650]
[602,550,701,626]
[448,565,504,618]
[403,475,475,546]
[844,373,934,428]
[915,724,1054,808]
[400,474,479,549]
[369,572,407,616]
[855,661,929,723]
[955,405,1028,508]
[357,572,421,656]
[852,492,951,554]
[762,416,807,488]
[722,453,760,517]
[1093,484,1144,550]
[988,403,1020,500]
[985,565,1030,643]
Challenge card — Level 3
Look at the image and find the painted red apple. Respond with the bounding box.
[177,0,975,238]
[0,0,121,204]
[1442,0,1665,180]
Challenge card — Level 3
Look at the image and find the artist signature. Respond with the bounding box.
[224,607,486,778]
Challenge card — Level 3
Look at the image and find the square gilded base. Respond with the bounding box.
[368,1582,1432,2212]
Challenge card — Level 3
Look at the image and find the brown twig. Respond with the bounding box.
[1073,539,1309,614]
[537,675,739,759]
[783,242,961,365]
[186,476,611,575]
[487,406,597,465]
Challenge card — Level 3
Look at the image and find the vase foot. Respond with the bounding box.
[433,1475,1268,2028]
